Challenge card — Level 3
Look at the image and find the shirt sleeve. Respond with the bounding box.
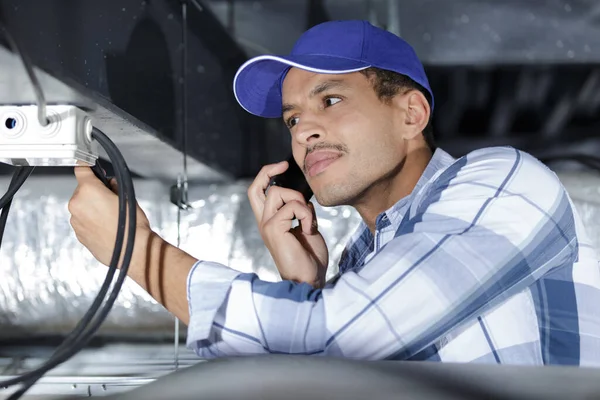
[186,147,579,360]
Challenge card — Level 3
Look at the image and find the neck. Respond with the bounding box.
[354,146,433,234]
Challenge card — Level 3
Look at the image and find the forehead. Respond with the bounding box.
[281,68,366,99]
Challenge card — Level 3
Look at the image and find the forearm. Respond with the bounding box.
[187,270,325,358]
[128,229,198,324]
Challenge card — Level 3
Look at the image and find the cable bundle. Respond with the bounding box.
[0,16,138,400]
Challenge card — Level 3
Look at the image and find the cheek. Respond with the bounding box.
[335,109,403,175]
[326,107,372,147]
[332,106,397,151]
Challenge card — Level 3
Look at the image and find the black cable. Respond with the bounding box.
[0,167,33,210]
[5,160,123,400]
[5,156,125,396]
[0,128,136,398]
[0,167,34,249]
[6,147,128,400]
[0,11,137,398]
[5,383,28,400]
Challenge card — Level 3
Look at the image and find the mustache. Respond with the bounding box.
[303,143,348,173]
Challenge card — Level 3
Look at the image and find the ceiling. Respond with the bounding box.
[0,0,599,181]
[205,0,600,162]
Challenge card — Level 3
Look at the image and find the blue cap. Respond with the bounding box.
[233,20,434,118]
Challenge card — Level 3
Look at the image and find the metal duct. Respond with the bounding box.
[0,0,273,181]
[0,175,361,339]
[0,169,598,339]
[207,0,600,64]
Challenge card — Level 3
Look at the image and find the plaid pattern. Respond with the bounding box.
[186,147,600,365]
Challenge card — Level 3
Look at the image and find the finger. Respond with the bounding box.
[298,202,317,235]
[247,161,289,222]
[262,185,308,224]
[267,200,313,235]
[249,161,289,201]
[74,166,99,185]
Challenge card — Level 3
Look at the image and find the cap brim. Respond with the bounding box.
[233,55,370,118]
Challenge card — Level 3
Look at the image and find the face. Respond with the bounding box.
[280,68,426,207]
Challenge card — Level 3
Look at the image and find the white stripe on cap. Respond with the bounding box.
[233,54,371,117]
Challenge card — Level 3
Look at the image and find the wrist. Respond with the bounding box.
[126,227,156,288]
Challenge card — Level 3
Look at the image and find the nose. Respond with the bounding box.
[295,114,326,146]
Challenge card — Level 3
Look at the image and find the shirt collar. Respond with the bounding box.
[338,148,456,275]
[359,148,456,232]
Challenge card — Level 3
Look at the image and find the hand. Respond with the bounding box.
[68,166,152,267]
[248,161,328,288]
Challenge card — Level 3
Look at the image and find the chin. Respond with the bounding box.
[313,184,359,208]
[314,195,339,208]
[310,164,362,207]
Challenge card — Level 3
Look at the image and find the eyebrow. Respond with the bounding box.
[281,79,349,115]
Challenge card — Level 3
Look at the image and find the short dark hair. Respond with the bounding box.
[359,68,435,151]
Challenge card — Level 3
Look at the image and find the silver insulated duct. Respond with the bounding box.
[0,176,361,339]
[0,170,598,339]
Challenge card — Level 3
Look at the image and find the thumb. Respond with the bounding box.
[74,166,96,184]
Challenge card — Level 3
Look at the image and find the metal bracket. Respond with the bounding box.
[170,175,190,210]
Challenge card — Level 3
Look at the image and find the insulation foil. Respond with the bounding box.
[0,170,598,339]
[0,176,361,339]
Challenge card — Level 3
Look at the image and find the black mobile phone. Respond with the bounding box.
[267,155,313,202]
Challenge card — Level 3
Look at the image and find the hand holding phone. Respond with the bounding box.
[266,155,313,202]
[247,156,327,287]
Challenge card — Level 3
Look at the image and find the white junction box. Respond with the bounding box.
[0,105,98,166]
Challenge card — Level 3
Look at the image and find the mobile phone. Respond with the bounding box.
[267,155,313,202]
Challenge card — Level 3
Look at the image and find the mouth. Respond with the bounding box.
[305,151,342,178]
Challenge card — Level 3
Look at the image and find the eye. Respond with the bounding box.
[286,116,299,129]
[324,96,342,107]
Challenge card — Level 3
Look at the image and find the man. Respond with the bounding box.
[68,20,600,365]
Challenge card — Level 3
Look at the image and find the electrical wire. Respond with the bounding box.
[0,13,137,398]
[0,167,34,248]
[1,128,137,399]
[0,166,34,209]
[5,148,125,397]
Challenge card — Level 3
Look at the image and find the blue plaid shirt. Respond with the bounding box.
[186,147,600,365]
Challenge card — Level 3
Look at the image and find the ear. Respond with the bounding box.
[394,90,430,140]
